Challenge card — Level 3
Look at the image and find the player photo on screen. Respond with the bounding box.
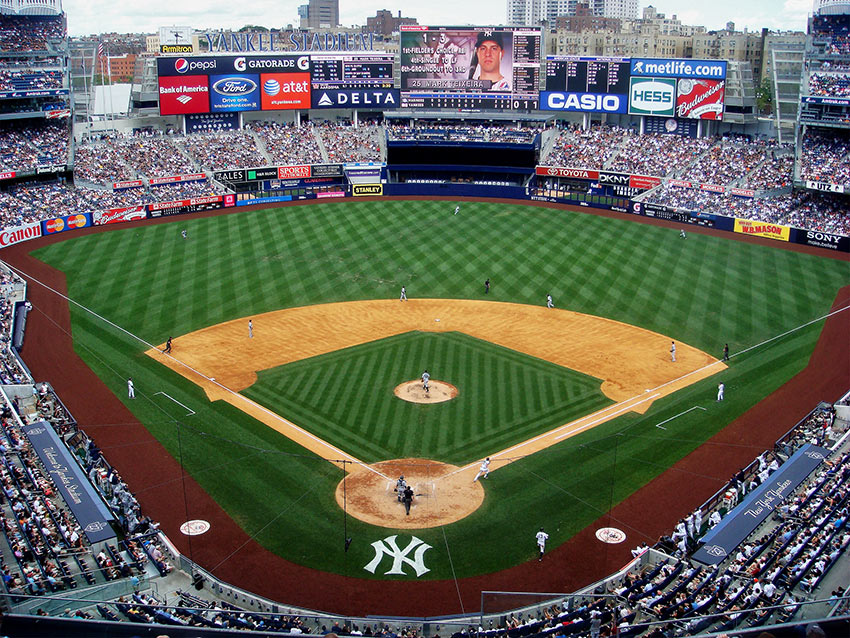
[401,28,513,93]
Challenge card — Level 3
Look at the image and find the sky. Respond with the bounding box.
[63,0,815,37]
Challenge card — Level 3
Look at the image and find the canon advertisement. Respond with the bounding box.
[157,55,311,115]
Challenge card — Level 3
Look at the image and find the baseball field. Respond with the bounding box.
[9,197,850,614]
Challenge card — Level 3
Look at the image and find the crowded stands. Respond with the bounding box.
[0,16,65,52]
[246,120,325,165]
[800,131,850,187]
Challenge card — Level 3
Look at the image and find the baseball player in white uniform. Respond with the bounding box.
[454,205,460,215]
[546,294,554,309]
[248,319,253,338]
[395,475,407,502]
[421,369,430,394]
[127,377,135,399]
[717,382,725,401]
[400,286,407,301]
[670,341,676,362]
[536,527,549,560]
[473,457,491,481]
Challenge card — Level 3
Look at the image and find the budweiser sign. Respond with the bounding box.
[93,206,147,225]
[535,166,599,180]
[676,79,725,120]
[0,222,41,247]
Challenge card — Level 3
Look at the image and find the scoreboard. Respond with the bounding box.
[400,26,541,111]
[310,53,394,89]
[545,57,630,95]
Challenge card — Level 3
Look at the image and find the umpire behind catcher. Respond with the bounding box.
[402,485,414,516]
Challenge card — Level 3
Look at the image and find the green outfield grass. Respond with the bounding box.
[30,199,850,579]
[244,330,613,464]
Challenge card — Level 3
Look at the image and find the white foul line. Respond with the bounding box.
[153,391,196,416]
[654,405,706,430]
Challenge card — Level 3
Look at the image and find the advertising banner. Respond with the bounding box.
[353,183,383,196]
[629,175,661,190]
[209,74,261,112]
[801,95,850,106]
[43,214,91,235]
[112,179,144,190]
[260,73,311,110]
[311,164,344,177]
[794,229,850,251]
[214,169,247,183]
[700,183,725,193]
[734,218,790,242]
[316,191,346,198]
[0,171,15,180]
[676,79,724,120]
[278,165,311,179]
[535,166,600,180]
[92,206,147,226]
[158,75,210,115]
[0,222,41,247]
[185,112,239,133]
[223,193,236,207]
[729,188,755,198]
[539,91,627,113]
[311,87,399,109]
[628,77,676,116]
[149,195,223,217]
[669,179,693,188]
[156,54,310,77]
[805,180,844,194]
[630,58,727,80]
[149,173,206,186]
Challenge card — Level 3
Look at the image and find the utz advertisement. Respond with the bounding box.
[676,79,724,120]
[734,218,790,242]
[209,74,260,111]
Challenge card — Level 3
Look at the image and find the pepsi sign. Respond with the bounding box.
[540,91,627,113]
[209,74,260,111]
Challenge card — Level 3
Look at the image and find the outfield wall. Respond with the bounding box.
[0,182,847,253]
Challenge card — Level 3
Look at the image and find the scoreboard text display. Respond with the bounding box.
[309,53,398,109]
[542,57,630,113]
[157,54,311,115]
[399,26,541,111]
[542,56,726,120]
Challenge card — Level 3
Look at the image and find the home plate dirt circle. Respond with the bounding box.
[393,380,458,404]
[335,459,484,529]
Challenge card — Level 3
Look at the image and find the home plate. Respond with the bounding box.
[435,318,440,322]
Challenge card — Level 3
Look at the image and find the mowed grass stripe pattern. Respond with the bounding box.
[31,200,850,579]
[243,332,612,464]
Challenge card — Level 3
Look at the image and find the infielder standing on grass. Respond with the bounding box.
[670,341,676,362]
[454,205,460,215]
[546,294,554,309]
[473,457,490,482]
[717,382,725,401]
[400,286,407,301]
[536,527,549,561]
[127,377,134,399]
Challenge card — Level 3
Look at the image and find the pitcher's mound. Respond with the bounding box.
[335,458,484,529]
[394,380,458,404]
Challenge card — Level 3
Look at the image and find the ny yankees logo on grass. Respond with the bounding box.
[364,535,433,577]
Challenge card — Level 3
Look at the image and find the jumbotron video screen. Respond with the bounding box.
[399,26,541,111]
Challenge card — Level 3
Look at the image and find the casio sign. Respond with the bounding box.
[212,77,257,96]
[544,92,624,113]
[630,80,674,110]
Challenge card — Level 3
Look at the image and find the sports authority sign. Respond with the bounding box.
[676,79,724,120]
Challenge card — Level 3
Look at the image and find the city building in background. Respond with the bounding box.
[299,0,340,29]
